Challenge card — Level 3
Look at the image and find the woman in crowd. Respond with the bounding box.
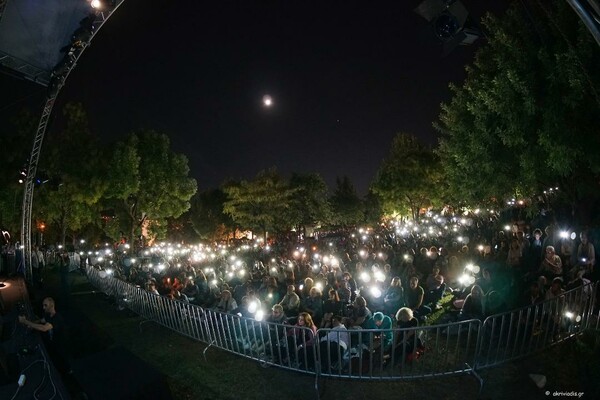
[460,284,485,320]
[284,312,317,365]
[322,289,343,328]
[383,276,405,317]
[393,307,422,362]
[301,286,323,326]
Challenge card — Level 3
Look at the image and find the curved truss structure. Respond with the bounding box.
[566,0,600,47]
[20,1,125,281]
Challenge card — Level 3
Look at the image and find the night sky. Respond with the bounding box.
[0,0,509,195]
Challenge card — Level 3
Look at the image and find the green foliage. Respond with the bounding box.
[35,103,107,244]
[286,172,332,234]
[189,188,234,242]
[0,109,36,232]
[371,133,442,220]
[435,1,600,221]
[329,176,363,227]
[222,168,293,241]
[103,130,197,244]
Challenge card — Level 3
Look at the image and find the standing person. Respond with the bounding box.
[19,297,70,374]
[31,245,45,288]
[58,249,71,307]
[576,231,595,278]
[529,229,544,275]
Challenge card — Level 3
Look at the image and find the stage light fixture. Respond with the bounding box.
[91,0,115,11]
[414,0,481,56]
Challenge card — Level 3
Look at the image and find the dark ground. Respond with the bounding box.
[10,266,597,400]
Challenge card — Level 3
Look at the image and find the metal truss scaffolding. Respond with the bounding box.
[20,0,125,281]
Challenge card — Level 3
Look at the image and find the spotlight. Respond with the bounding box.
[414,0,481,56]
[91,0,115,11]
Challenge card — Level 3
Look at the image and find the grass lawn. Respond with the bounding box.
[32,268,597,400]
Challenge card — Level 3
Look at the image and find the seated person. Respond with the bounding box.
[182,278,200,302]
[347,296,372,329]
[405,276,431,321]
[392,307,422,362]
[459,284,485,320]
[383,276,405,317]
[539,246,563,279]
[300,287,323,326]
[319,315,349,371]
[373,311,393,351]
[284,312,317,366]
[424,267,446,309]
[215,290,238,314]
[279,285,300,317]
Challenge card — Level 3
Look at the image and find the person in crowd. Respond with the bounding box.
[460,284,485,320]
[424,267,446,310]
[545,277,565,302]
[405,276,431,321]
[301,286,323,326]
[284,312,317,365]
[506,238,523,268]
[146,280,160,295]
[393,307,422,362]
[19,297,70,374]
[576,231,595,278]
[516,231,530,255]
[322,288,343,328]
[182,278,200,302]
[373,311,393,351]
[262,283,280,310]
[542,225,559,255]
[529,228,544,272]
[171,289,189,303]
[383,276,405,317]
[215,289,238,313]
[32,244,45,287]
[522,281,545,307]
[475,267,495,295]
[347,296,372,328]
[319,315,349,371]
[539,246,563,280]
[279,284,300,317]
[299,277,314,299]
[341,272,357,302]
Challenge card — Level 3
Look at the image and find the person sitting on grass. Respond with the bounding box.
[459,284,485,320]
[321,289,343,328]
[373,311,393,351]
[215,289,238,314]
[393,307,422,363]
[424,266,447,310]
[279,284,300,317]
[319,315,349,371]
[383,276,405,317]
[405,276,431,322]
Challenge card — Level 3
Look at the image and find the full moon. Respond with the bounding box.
[262,95,273,107]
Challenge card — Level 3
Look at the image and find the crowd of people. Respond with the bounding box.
[84,210,598,367]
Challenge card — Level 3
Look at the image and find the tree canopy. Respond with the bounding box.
[104,130,197,244]
[222,168,293,242]
[371,133,442,220]
[435,1,600,222]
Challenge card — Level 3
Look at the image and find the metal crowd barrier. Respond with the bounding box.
[475,282,596,370]
[85,266,599,392]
